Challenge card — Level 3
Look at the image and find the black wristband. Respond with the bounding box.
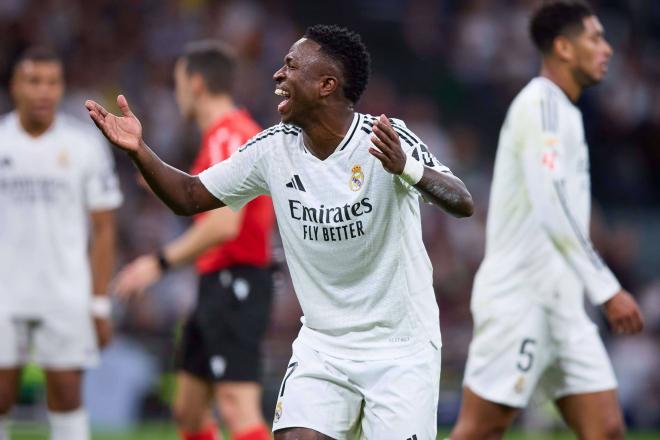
[156,250,170,272]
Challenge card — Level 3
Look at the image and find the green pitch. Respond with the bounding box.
[10,424,660,440]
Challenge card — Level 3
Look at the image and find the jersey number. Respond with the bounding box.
[279,361,298,397]
[517,338,536,372]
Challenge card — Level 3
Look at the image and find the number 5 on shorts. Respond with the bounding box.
[279,361,298,397]
[517,338,536,372]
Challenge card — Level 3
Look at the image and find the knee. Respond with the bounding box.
[171,400,205,432]
[0,393,14,415]
[217,388,261,433]
[0,384,18,414]
[46,388,81,412]
[598,418,626,440]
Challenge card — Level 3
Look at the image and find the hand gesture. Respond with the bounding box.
[603,289,644,334]
[113,254,162,299]
[369,114,406,175]
[85,95,142,153]
[94,317,113,349]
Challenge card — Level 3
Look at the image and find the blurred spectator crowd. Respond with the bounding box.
[0,0,658,431]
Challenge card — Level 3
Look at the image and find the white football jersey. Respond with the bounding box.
[200,113,451,360]
[0,112,122,316]
[472,77,620,314]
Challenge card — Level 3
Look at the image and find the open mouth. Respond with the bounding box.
[275,88,291,114]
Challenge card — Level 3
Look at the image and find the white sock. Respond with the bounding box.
[47,408,90,440]
[0,415,9,440]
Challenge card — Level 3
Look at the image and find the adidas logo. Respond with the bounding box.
[285,174,306,192]
[406,435,418,440]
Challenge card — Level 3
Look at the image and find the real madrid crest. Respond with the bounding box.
[273,400,283,423]
[57,149,70,168]
[349,164,364,192]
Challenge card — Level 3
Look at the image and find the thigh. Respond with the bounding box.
[175,312,213,381]
[215,381,263,432]
[44,369,83,411]
[451,386,520,440]
[360,344,441,440]
[555,390,624,440]
[272,341,362,440]
[542,318,617,400]
[0,315,32,367]
[463,304,552,408]
[0,368,22,414]
[275,427,336,440]
[36,311,98,369]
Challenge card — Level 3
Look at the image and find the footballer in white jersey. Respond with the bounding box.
[86,25,474,440]
[452,3,643,440]
[0,48,121,440]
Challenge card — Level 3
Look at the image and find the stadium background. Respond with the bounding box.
[0,0,658,438]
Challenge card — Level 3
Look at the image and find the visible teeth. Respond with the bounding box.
[275,89,290,97]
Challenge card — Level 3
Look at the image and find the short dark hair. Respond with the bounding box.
[304,24,371,104]
[181,40,236,94]
[13,46,61,72]
[530,1,594,54]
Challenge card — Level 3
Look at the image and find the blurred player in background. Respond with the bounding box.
[451,2,644,439]
[86,24,473,440]
[0,48,122,440]
[113,41,274,440]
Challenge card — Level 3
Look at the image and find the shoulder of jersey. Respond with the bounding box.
[0,112,15,132]
[360,113,423,149]
[239,122,301,152]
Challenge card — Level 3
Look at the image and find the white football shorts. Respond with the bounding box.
[0,309,99,369]
[272,338,441,440]
[463,300,617,408]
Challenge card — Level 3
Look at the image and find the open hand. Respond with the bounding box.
[113,254,162,299]
[369,114,406,175]
[603,289,644,334]
[85,95,142,153]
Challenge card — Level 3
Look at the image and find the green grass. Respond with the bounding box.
[9,424,660,440]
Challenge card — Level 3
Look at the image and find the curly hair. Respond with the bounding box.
[304,24,371,104]
[530,1,594,54]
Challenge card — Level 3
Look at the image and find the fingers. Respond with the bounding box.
[612,308,644,335]
[372,114,399,145]
[85,100,109,117]
[87,108,105,129]
[117,94,134,118]
[629,307,644,333]
[368,146,387,162]
[112,268,142,300]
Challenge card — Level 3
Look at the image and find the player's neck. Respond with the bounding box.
[195,95,236,132]
[540,63,582,103]
[17,112,54,137]
[301,107,355,161]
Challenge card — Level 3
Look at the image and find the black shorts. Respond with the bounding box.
[176,265,273,382]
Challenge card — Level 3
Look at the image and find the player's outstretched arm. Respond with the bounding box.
[85,95,223,215]
[369,114,473,218]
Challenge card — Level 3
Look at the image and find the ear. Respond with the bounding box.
[319,75,339,98]
[190,72,206,96]
[553,35,575,63]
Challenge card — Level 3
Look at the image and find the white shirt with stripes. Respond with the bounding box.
[472,77,620,316]
[200,113,452,360]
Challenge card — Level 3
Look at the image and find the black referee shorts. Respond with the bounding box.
[176,265,273,382]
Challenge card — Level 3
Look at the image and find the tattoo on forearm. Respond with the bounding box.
[415,168,473,218]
